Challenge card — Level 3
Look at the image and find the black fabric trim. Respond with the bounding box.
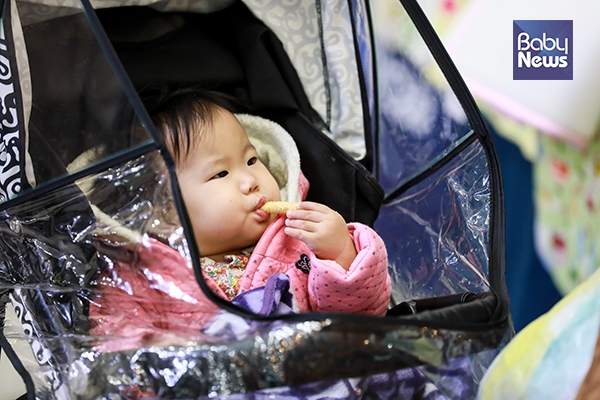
[398,0,509,322]
[382,132,476,204]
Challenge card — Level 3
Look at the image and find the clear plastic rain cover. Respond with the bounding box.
[0,0,511,398]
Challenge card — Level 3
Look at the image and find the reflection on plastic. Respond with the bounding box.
[377,141,492,304]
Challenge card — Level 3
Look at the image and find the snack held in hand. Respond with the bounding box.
[260,201,297,214]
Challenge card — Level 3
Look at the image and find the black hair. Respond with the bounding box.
[140,85,246,165]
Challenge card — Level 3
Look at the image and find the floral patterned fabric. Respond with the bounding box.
[202,250,252,300]
[534,134,600,295]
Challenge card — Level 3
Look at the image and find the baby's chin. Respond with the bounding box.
[208,239,262,259]
[198,222,273,259]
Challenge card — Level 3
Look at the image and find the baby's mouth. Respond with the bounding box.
[255,196,268,211]
[254,197,270,222]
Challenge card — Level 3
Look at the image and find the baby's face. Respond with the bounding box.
[176,109,281,260]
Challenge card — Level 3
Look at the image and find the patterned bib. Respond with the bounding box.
[201,250,252,300]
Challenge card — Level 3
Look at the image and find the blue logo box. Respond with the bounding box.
[513,20,573,80]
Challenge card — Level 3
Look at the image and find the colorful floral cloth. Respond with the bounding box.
[201,249,253,300]
[534,135,600,295]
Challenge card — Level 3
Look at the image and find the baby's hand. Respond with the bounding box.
[284,202,357,270]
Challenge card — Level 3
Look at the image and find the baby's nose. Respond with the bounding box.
[241,173,259,193]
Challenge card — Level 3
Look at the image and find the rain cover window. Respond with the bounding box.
[0,0,512,398]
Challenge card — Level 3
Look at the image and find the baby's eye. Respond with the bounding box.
[211,171,228,179]
[247,156,258,166]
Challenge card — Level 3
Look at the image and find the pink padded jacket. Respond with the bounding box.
[89,181,390,352]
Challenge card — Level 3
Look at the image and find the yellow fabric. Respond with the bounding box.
[478,267,600,399]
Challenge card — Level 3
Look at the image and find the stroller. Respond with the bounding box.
[0,0,512,398]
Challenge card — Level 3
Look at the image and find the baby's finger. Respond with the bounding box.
[296,201,332,213]
[284,226,316,250]
[285,217,318,233]
[286,209,324,222]
[284,226,300,238]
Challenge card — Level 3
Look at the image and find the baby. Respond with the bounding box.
[90,88,390,350]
